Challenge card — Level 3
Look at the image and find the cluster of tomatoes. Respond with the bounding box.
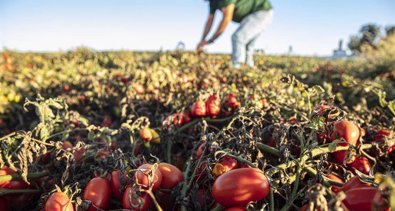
[44,162,184,211]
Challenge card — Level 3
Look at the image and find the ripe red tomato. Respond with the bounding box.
[83,177,111,211]
[140,128,152,142]
[227,93,239,109]
[172,112,192,126]
[372,129,395,154]
[331,120,360,163]
[191,100,207,117]
[206,95,221,118]
[219,156,238,171]
[212,168,270,207]
[73,147,85,164]
[110,170,129,200]
[324,174,344,193]
[0,197,10,211]
[135,164,163,191]
[122,186,152,211]
[224,206,246,211]
[348,156,371,174]
[340,176,371,193]
[343,187,389,211]
[157,163,184,189]
[45,192,74,211]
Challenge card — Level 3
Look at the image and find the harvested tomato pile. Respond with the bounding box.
[0,49,394,211]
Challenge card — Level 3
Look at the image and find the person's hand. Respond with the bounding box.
[197,40,208,52]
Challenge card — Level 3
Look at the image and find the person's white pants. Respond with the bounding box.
[232,10,274,68]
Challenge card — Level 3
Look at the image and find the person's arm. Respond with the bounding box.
[201,14,215,42]
[197,4,235,52]
[206,4,235,43]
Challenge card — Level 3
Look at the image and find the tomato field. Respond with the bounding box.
[0,40,395,211]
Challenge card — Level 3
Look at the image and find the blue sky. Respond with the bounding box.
[0,0,394,56]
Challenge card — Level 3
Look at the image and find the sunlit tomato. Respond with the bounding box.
[134,84,144,94]
[122,186,152,211]
[212,168,270,207]
[343,187,389,211]
[0,166,16,187]
[227,93,239,109]
[348,156,371,174]
[213,156,238,177]
[206,95,221,118]
[135,164,163,191]
[340,176,371,192]
[83,177,111,211]
[324,174,344,193]
[45,192,74,211]
[191,100,207,117]
[140,128,152,142]
[172,112,192,126]
[0,197,10,211]
[110,170,129,200]
[261,98,267,109]
[331,120,360,163]
[224,206,246,211]
[158,163,184,189]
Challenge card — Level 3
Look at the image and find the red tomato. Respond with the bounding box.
[224,206,246,211]
[331,120,360,163]
[73,147,85,164]
[324,174,344,193]
[110,170,129,200]
[158,163,184,189]
[372,129,395,154]
[348,156,371,174]
[196,142,207,158]
[140,128,152,142]
[172,112,192,126]
[340,176,371,192]
[212,168,270,207]
[122,186,152,211]
[191,100,207,117]
[219,156,238,171]
[206,95,221,118]
[0,197,10,211]
[261,98,267,109]
[45,192,74,211]
[62,141,73,150]
[83,177,111,211]
[227,93,239,109]
[135,164,163,191]
[343,187,389,211]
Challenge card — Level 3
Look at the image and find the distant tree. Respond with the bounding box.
[386,25,395,36]
[348,23,381,54]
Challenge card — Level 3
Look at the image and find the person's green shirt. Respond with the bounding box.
[209,0,272,23]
